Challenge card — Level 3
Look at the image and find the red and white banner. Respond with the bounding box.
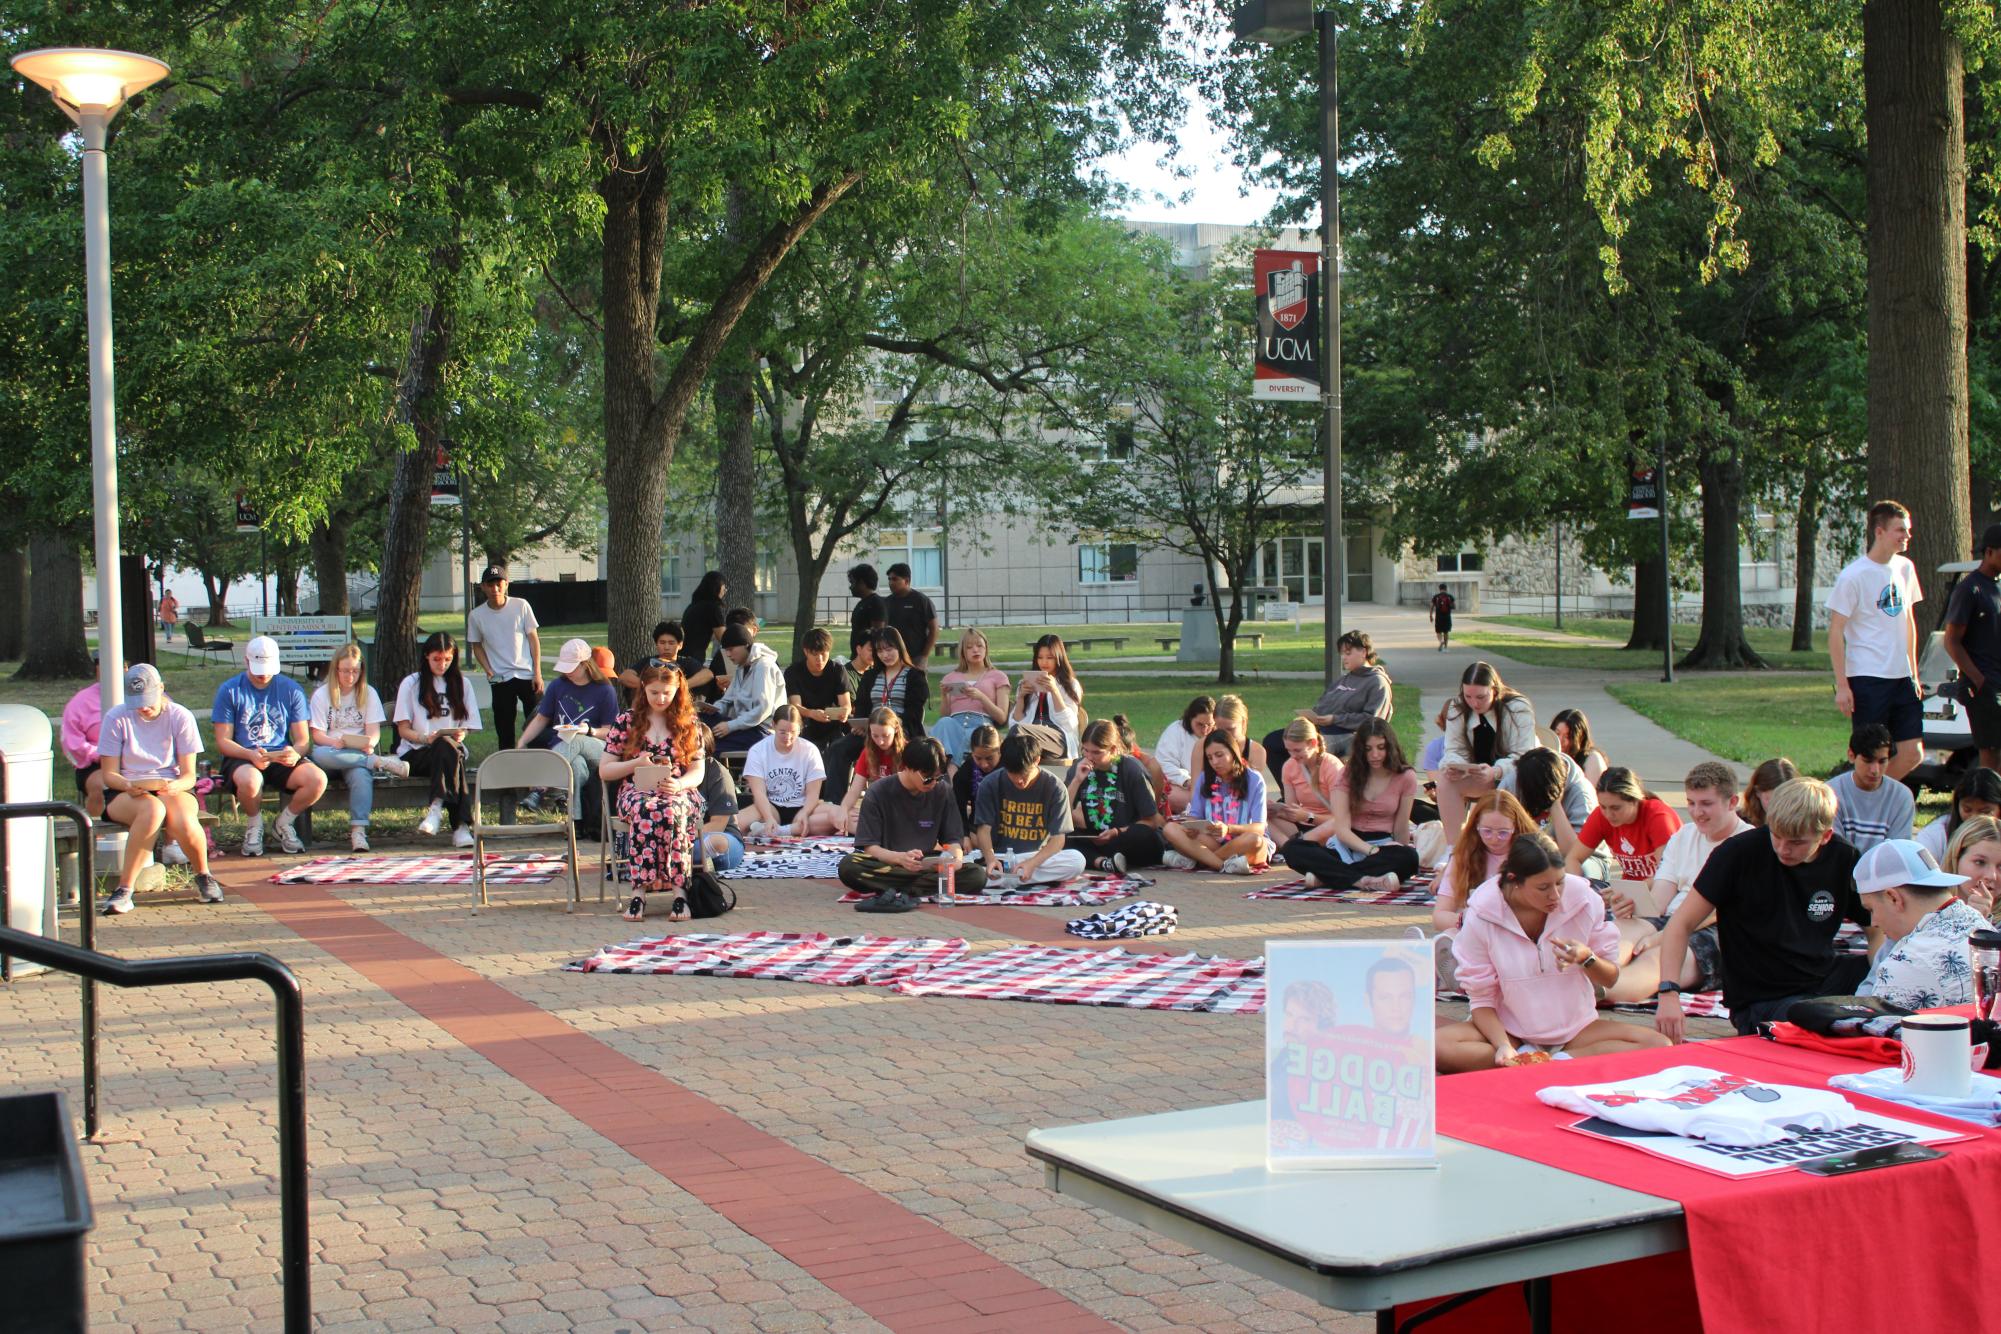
[1253,248,1321,401]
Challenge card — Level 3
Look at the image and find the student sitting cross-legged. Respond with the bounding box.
[1161,730,1272,875]
[1064,719,1167,872]
[975,731,1085,887]
[839,739,987,911]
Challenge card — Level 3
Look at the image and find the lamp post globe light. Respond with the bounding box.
[10,47,170,711]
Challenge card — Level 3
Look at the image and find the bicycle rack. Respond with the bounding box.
[0,801,310,1332]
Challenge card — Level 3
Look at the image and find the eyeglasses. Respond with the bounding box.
[918,772,946,788]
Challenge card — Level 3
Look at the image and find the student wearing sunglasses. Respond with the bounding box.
[838,738,988,911]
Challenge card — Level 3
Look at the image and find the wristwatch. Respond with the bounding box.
[1656,982,1682,996]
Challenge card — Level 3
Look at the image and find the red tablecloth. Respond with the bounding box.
[1419,1037,2001,1334]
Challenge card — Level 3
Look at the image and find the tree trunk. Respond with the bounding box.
[1865,0,1970,590]
[17,533,92,679]
[1791,462,1823,652]
[376,300,453,691]
[274,545,300,616]
[1625,553,1668,651]
[309,516,351,616]
[1678,447,1766,669]
[0,545,26,661]
[202,573,233,626]
[714,354,760,620]
[1207,566,1238,685]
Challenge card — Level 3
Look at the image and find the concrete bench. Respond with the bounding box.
[1155,632,1263,652]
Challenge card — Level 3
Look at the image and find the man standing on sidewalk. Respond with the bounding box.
[466,564,543,750]
[1827,500,1924,780]
[1429,584,1455,652]
[1942,523,2001,771]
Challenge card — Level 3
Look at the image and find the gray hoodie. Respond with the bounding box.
[1312,664,1393,734]
[715,641,786,735]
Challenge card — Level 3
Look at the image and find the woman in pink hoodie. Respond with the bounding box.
[1438,833,1669,1071]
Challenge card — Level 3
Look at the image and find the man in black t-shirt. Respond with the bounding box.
[784,627,854,750]
[847,564,888,657]
[883,562,939,666]
[839,739,987,909]
[1652,776,1872,1039]
[1943,523,2001,769]
[1429,584,1456,652]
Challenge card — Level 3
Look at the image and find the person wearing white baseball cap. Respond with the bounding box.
[212,636,328,856]
[95,664,226,914]
[1855,838,1983,1011]
[516,638,621,824]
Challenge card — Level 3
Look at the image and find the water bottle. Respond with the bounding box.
[1972,928,2001,1024]
[936,858,956,904]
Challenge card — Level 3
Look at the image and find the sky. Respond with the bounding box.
[1097,61,1290,228]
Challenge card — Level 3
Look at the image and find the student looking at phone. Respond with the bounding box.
[1434,661,1538,839]
[600,663,707,923]
[839,739,989,910]
[931,628,1010,761]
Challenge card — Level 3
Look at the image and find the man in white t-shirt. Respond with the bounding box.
[1826,500,1924,779]
[466,564,543,750]
[1607,761,1750,1001]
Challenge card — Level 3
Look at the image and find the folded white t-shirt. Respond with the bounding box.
[1537,1065,1860,1146]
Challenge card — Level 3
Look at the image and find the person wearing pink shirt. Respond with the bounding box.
[60,675,107,816]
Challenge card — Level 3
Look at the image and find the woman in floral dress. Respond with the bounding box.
[601,663,706,922]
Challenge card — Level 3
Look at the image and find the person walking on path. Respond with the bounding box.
[1827,500,1924,780]
[158,589,179,643]
[1429,584,1455,652]
[1941,522,2001,771]
[467,564,544,750]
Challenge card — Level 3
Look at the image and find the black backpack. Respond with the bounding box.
[683,864,736,918]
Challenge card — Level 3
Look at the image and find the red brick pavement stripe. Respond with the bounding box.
[234,876,1118,1333]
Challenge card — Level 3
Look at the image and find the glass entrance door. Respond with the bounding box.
[1257,537,1325,604]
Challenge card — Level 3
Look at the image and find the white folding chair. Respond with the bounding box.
[470,749,583,913]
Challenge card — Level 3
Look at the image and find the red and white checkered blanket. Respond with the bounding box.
[272,853,566,885]
[719,837,855,881]
[836,874,1153,908]
[564,930,967,985]
[1245,871,1437,906]
[889,945,1266,1012]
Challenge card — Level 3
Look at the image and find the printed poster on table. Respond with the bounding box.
[1565,1110,1968,1179]
[1266,939,1436,1170]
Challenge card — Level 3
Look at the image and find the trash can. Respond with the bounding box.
[0,1090,94,1333]
[0,705,55,977]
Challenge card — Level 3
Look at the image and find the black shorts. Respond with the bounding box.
[1966,684,2001,749]
[1643,915,1722,993]
[221,756,310,792]
[74,760,99,794]
[1848,675,1923,744]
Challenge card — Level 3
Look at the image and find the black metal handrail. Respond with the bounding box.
[0,804,309,1333]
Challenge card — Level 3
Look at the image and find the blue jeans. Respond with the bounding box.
[930,712,990,763]
[551,734,607,803]
[703,828,745,871]
[310,746,374,826]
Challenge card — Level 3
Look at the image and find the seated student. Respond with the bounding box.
[1550,708,1609,786]
[1162,731,1271,875]
[1603,761,1752,1004]
[1434,661,1539,839]
[1829,722,1915,853]
[821,636,876,802]
[784,628,854,751]
[96,665,225,915]
[1741,756,1800,828]
[1211,694,1269,778]
[688,606,756,702]
[60,669,108,819]
[1009,634,1083,759]
[600,663,706,922]
[839,738,987,908]
[619,620,702,693]
[708,624,787,753]
[393,632,485,847]
[1916,766,2001,860]
[1495,747,1596,860]
[975,732,1084,885]
[1653,777,1871,1041]
[1946,815,2001,916]
[932,628,1010,761]
[1854,839,1984,1009]
[214,635,329,856]
[952,724,1004,831]
[1262,630,1391,771]
[1065,719,1167,872]
[855,626,929,741]
[736,705,840,838]
[1431,791,1537,934]
[1279,718,1420,893]
[1110,714,1171,809]
[1437,833,1669,1071]
[693,723,745,873]
[308,644,411,853]
[1565,767,1681,884]
[517,639,623,830]
[1154,696,1216,815]
[835,707,905,835]
[1269,719,1344,845]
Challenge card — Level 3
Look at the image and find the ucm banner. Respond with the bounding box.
[1253,248,1321,401]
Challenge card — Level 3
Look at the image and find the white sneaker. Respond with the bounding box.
[273,811,304,854]
[160,841,190,866]
[372,755,411,779]
[98,885,135,916]
[1221,854,1252,876]
[241,822,265,857]
[1162,850,1196,871]
[350,827,370,852]
[452,826,476,849]
[417,803,444,836]
[747,819,769,840]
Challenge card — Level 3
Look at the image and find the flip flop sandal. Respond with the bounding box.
[621,894,646,922]
[668,896,691,922]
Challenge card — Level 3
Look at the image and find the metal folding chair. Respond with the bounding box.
[469,749,584,913]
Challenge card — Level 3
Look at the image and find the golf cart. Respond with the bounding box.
[1910,559,1981,796]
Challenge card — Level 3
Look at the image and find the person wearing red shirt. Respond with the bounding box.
[1566,767,1681,883]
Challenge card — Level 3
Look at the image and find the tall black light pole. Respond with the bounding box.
[1233,0,1341,682]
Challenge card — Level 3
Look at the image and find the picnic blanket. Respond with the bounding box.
[1245,871,1437,906]
[889,945,1266,1012]
[719,837,854,881]
[1067,901,1178,940]
[564,930,966,985]
[836,873,1155,908]
[272,853,566,885]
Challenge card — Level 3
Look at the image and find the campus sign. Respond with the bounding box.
[1626,457,1662,521]
[1253,248,1321,401]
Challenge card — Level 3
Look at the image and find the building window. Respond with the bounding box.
[1078,543,1139,584]
[875,526,942,589]
[1436,551,1484,574]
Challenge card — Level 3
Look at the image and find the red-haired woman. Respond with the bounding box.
[600,664,707,922]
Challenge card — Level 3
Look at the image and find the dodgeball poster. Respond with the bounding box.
[1266,940,1437,1170]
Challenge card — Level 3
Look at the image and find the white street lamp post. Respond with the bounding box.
[10,47,169,712]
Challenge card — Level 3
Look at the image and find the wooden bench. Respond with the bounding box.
[1155,632,1264,652]
[250,615,355,680]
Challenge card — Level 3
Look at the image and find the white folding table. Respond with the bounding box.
[1027,1099,1688,1334]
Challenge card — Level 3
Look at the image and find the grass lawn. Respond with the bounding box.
[1469,615,1831,672]
[1606,677,1849,775]
[1080,678,1424,761]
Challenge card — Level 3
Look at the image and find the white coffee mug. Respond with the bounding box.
[1901,1015,1973,1100]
